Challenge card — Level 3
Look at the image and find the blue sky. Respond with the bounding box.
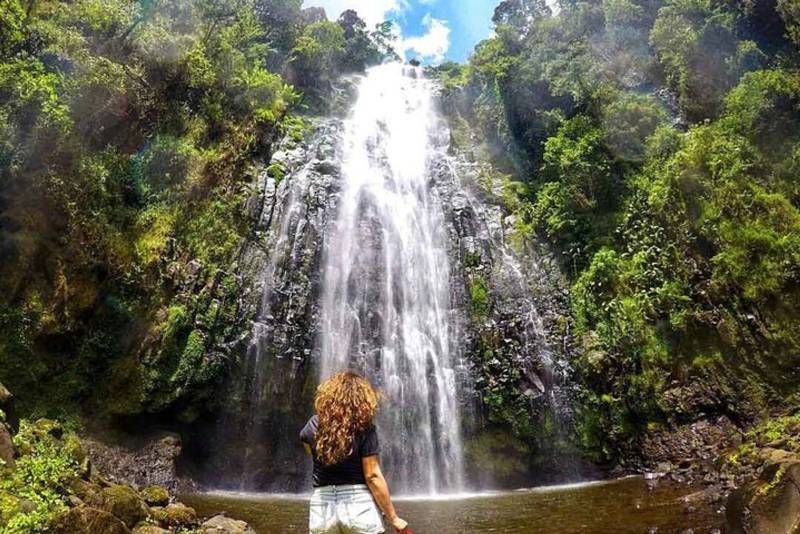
[303,0,500,64]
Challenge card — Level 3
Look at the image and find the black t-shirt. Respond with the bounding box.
[299,415,380,487]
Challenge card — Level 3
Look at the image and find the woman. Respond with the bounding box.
[300,370,410,534]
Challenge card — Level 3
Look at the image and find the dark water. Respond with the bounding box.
[182,477,723,533]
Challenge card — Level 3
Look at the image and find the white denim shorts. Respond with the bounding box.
[309,484,385,534]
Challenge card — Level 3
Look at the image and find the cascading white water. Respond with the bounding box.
[317,63,465,494]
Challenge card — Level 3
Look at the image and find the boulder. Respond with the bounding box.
[200,514,257,534]
[101,485,149,529]
[70,479,105,508]
[140,485,169,507]
[150,502,197,527]
[725,460,800,533]
[132,526,169,534]
[50,506,131,534]
[33,418,64,439]
[0,382,18,433]
[0,421,15,468]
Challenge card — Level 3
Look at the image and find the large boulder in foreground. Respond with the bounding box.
[51,507,131,534]
[200,514,257,534]
[726,459,800,533]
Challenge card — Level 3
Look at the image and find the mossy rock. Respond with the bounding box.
[32,418,64,440]
[0,491,21,525]
[70,479,105,508]
[50,506,131,534]
[150,502,197,527]
[725,459,800,534]
[200,514,256,534]
[101,485,149,529]
[132,525,169,534]
[140,486,169,507]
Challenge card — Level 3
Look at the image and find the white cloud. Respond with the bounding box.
[399,14,451,64]
[303,0,403,27]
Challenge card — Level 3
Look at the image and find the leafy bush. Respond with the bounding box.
[0,420,82,533]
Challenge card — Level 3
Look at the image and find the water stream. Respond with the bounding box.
[183,477,722,533]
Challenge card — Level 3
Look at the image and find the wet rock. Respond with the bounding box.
[656,461,674,474]
[51,506,131,534]
[725,459,800,533]
[200,514,256,534]
[196,118,347,490]
[82,433,185,494]
[101,485,149,529]
[640,416,741,482]
[314,160,338,175]
[140,485,169,507]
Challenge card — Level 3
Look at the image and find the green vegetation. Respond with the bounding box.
[2,0,799,485]
[468,275,491,320]
[0,420,82,533]
[433,0,800,460]
[0,0,393,420]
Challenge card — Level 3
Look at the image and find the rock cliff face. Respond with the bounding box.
[191,115,347,490]
[431,150,591,486]
[186,71,588,491]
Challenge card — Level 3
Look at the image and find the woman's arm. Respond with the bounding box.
[362,455,408,532]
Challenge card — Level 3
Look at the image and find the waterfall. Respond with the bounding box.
[197,62,584,495]
[317,63,465,494]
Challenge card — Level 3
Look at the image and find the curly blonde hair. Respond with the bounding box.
[314,370,381,465]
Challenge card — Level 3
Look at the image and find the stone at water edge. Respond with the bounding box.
[50,506,131,534]
[132,526,169,534]
[100,484,150,529]
[200,514,257,534]
[150,502,197,527]
[725,459,800,533]
[140,485,170,507]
